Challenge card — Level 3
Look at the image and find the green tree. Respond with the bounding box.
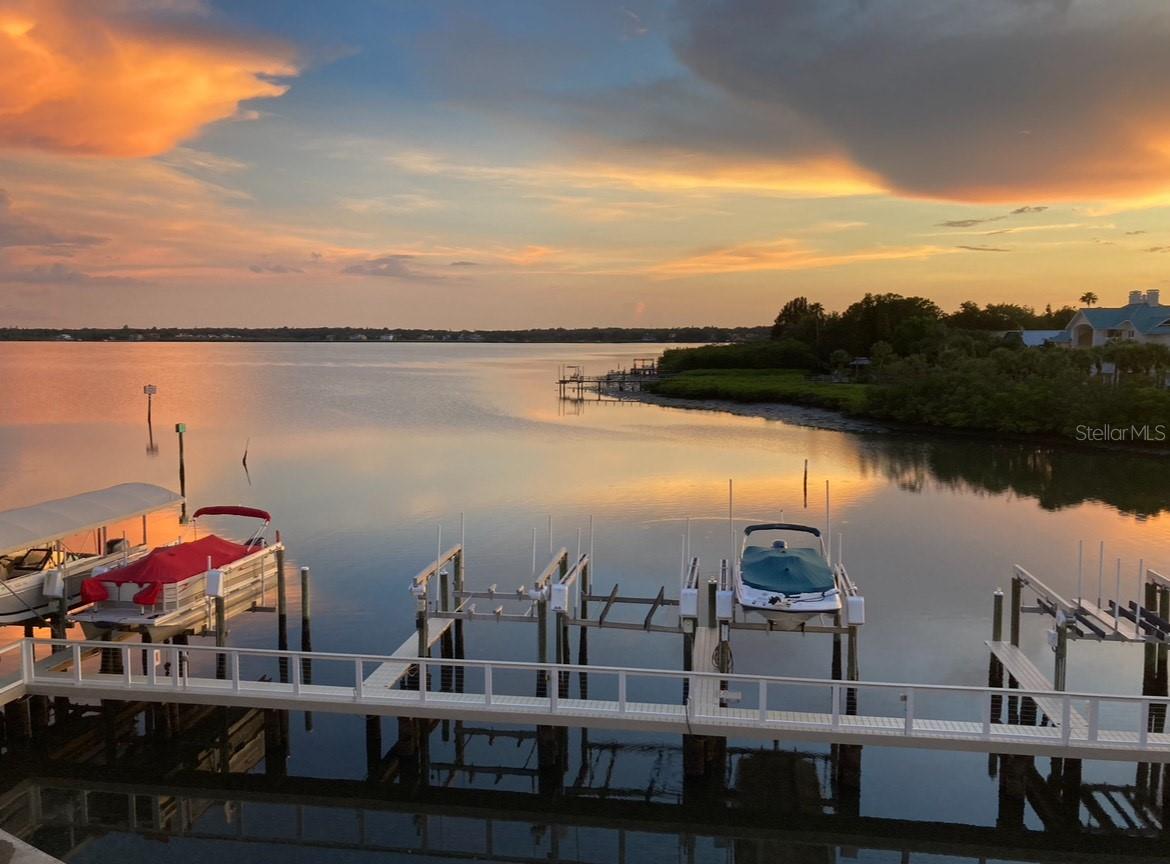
[1080,292,1098,307]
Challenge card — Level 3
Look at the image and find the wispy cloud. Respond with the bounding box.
[650,238,952,277]
[957,244,1011,253]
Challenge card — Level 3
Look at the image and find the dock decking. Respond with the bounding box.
[986,641,1088,732]
[5,637,1169,763]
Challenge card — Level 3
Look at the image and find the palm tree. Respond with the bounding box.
[1079,291,1098,307]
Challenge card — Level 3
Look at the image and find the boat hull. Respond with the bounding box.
[734,581,842,630]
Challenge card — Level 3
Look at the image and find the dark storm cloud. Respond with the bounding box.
[671,0,1170,200]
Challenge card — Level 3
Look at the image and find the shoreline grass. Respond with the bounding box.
[650,369,868,414]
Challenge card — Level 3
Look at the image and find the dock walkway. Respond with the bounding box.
[986,641,1088,732]
[4,638,1168,763]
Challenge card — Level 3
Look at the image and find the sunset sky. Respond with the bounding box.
[2,0,1170,328]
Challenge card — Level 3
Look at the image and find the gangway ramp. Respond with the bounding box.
[987,641,1088,733]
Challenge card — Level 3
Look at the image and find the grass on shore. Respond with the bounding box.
[650,369,868,413]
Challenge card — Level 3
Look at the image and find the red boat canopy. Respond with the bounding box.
[192,505,271,522]
[88,535,253,588]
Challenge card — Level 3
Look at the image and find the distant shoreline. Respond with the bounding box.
[622,389,1170,456]
[0,327,765,344]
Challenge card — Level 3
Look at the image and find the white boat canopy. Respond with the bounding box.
[0,483,183,556]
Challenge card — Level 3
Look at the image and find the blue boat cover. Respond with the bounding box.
[740,546,834,594]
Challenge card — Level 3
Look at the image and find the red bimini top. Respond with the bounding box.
[89,535,253,587]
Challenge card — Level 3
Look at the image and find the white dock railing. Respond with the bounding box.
[3,638,1169,762]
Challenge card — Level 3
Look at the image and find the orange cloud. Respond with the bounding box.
[650,237,954,278]
[0,0,296,157]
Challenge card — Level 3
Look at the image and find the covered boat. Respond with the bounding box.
[0,483,183,624]
[734,523,843,629]
[72,505,282,640]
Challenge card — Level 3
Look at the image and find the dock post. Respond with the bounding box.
[1009,575,1022,647]
[1143,581,1159,712]
[453,545,465,689]
[175,422,188,523]
[706,579,716,629]
[275,534,288,683]
[214,595,227,680]
[988,589,1005,758]
[365,715,383,781]
[300,566,313,732]
[414,568,428,692]
[52,591,68,651]
[846,624,860,714]
[1053,619,1068,693]
[577,556,589,698]
[536,589,548,698]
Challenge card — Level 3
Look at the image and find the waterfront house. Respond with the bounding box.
[1060,290,1170,348]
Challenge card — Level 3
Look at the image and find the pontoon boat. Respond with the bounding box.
[71,505,282,641]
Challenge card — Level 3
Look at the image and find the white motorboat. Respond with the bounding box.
[0,483,184,624]
[734,523,845,629]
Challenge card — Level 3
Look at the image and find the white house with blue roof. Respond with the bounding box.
[1059,290,1170,348]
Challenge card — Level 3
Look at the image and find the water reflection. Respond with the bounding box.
[861,437,1170,518]
[1,702,1166,863]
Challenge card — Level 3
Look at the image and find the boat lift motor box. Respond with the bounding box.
[679,587,698,619]
[43,568,65,599]
[844,595,865,626]
[550,582,570,613]
[206,569,226,598]
[715,589,735,621]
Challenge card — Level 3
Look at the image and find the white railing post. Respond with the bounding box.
[550,669,559,712]
[232,652,241,693]
[292,654,302,694]
[982,693,992,738]
[122,645,132,686]
[1139,701,1149,748]
[170,646,181,688]
[904,689,914,735]
[831,684,840,728]
[71,644,82,684]
[148,648,157,686]
[1061,695,1072,744]
[1087,698,1099,741]
[758,680,767,722]
[418,662,427,702]
[20,639,34,683]
[618,671,627,714]
[484,665,493,705]
[353,658,363,700]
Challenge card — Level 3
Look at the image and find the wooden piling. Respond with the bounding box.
[175,422,187,522]
[300,566,313,731]
[276,534,288,684]
[1010,576,1022,647]
[214,595,227,680]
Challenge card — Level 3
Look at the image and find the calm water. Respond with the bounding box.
[2,342,1169,862]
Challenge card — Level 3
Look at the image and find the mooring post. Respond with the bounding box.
[275,533,288,683]
[577,558,590,698]
[989,589,1005,743]
[52,591,68,651]
[1143,581,1159,704]
[1054,620,1068,692]
[453,545,465,675]
[536,588,548,697]
[214,595,227,680]
[706,579,717,630]
[175,422,188,523]
[1009,574,1022,647]
[846,625,860,715]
